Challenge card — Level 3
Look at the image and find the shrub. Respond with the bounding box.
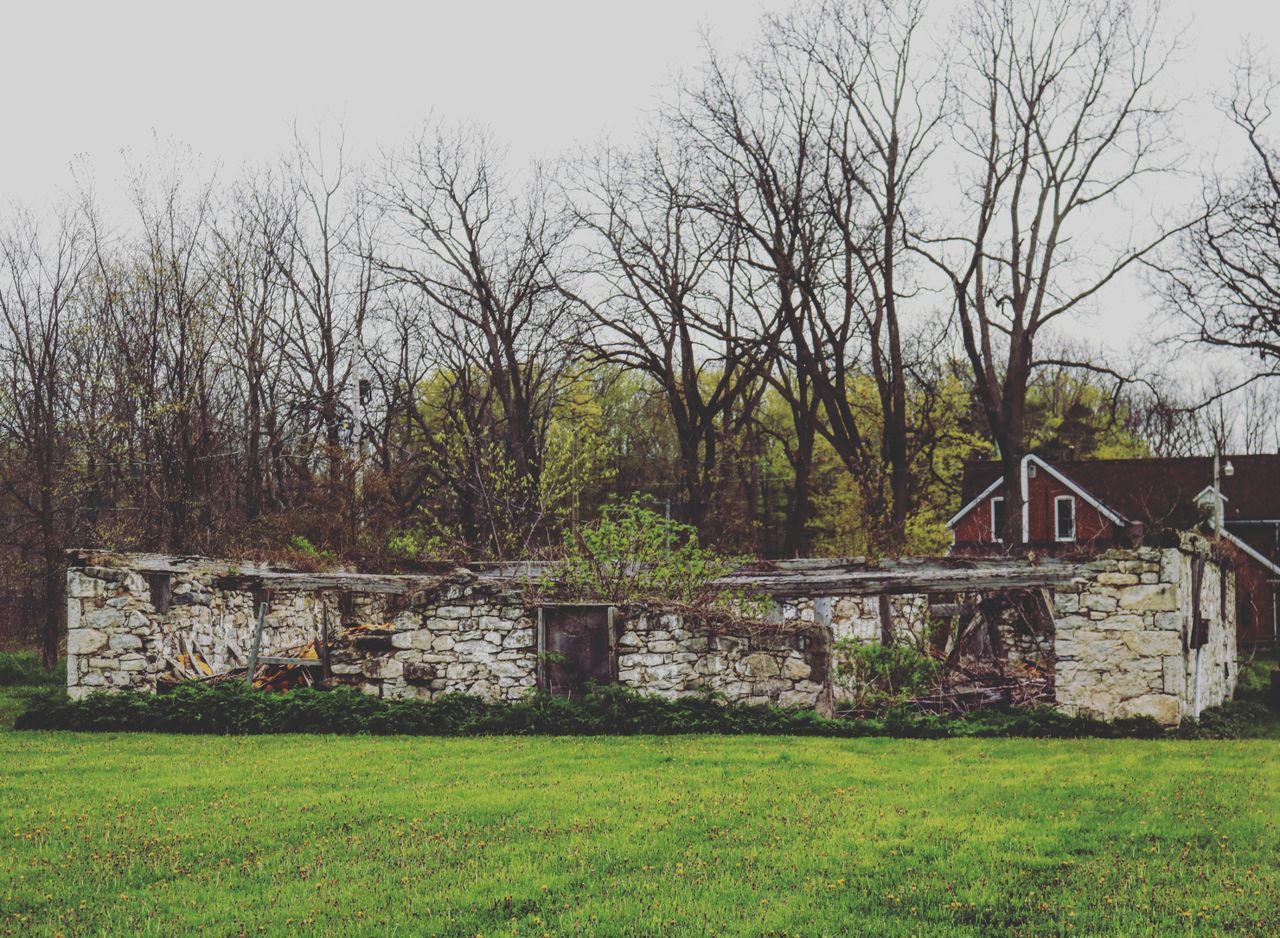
[0,652,65,686]
[1235,654,1278,708]
[834,641,943,706]
[1175,701,1278,739]
[553,497,743,605]
[17,682,1178,739]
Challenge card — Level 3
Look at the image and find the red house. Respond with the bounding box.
[948,454,1280,649]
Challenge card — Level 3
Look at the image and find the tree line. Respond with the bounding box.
[3,0,1279,663]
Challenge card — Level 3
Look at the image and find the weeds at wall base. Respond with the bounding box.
[11,682,1231,738]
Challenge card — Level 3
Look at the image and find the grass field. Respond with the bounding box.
[2,713,1277,937]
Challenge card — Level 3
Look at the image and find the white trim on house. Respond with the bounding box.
[1025,455,1128,526]
[1222,529,1280,577]
[1194,485,1229,505]
[1054,495,1077,542]
[946,476,1003,529]
[990,496,1006,542]
[946,454,1128,536]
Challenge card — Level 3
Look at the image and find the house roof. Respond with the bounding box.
[959,454,1280,525]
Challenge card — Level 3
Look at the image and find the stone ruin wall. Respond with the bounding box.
[65,562,829,709]
[66,539,1237,725]
[1052,543,1236,725]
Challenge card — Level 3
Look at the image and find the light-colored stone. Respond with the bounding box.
[738,653,780,678]
[1116,693,1182,726]
[1115,583,1178,613]
[67,628,107,655]
[781,657,811,680]
[1122,631,1182,657]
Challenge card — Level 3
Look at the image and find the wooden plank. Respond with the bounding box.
[245,602,267,686]
[713,563,1086,597]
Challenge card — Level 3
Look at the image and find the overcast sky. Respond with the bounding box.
[3,0,1278,354]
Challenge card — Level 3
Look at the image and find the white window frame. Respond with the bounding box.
[1054,495,1077,542]
[990,496,1006,542]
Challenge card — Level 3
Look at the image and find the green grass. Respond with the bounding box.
[2,721,1277,936]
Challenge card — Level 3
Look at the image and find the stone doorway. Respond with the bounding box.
[537,605,616,695]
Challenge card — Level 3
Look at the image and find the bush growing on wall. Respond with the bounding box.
[834,640,943,708]
[554,497,744,605]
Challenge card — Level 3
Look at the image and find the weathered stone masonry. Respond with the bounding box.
[65,538,1236,725]
[64,555,830,710]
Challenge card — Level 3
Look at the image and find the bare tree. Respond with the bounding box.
[0,207,89,665]
[789,0,945,550]
[1156,55,1280,386]
[268,133,378,548]
[918,0,1186,543]
[377,124,579,556]
[566,142,758,535]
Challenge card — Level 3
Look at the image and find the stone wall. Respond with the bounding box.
[619,612,830,709]
[1052,540,1236,725]
[65,541,1237,725]
[64,557,828,710]
[775,594,929,646]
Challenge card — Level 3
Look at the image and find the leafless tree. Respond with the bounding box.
[917,0,1187,543]
[566,141,758,534]
[1155,55,1280,389]
[376,123,580,555]
[0,207,90,665]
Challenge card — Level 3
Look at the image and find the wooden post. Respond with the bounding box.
[536,607,546,691]
[878,594,894,646]
[246,602,267,686]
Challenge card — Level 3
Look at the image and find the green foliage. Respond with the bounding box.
[833,640,944,706]
[386,526,456,564]
[287,534,335,561]
[0,652,63,686]
[15,683,1181,739]
[1235,654,1278,706]
[554,496,743,604]
[1,734,1277,935]
[1175,701,1280,739]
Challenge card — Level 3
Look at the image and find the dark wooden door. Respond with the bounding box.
[539,605,614,695]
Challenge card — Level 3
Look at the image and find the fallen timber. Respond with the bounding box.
[714,557,1088,597]
[68,550,1088,600]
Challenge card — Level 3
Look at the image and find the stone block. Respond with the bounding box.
[648,640,678,653]
[737,652,780,678]
[1096,572,1140,586]
[404,662,437,685]
[781,657,811,680]
[84,607,125,630]
[1162,656,1184,695]
[1122,630,1182,657]
[1115,583,1178,613]
[362,658,404,680]
[620,652,665,668]
[67,571,106,599]
[108,633,143,651]
[777,689,817,708]
[1082,593,1118,613]
[502,629,533,648]
[67,628,107,655]
[1116,693,1182,726]
[1099,615,1144,631]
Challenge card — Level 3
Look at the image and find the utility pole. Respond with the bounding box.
[351,335,365,541]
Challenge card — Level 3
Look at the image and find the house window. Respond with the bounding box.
[1055,495,1076,542]
[990,497,1006,542]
